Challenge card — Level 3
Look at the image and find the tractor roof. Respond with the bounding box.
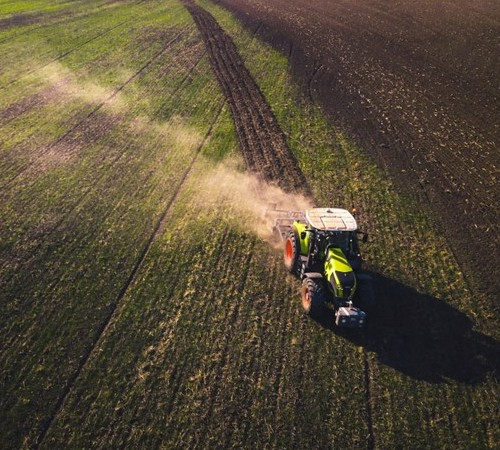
[305,208,357,231]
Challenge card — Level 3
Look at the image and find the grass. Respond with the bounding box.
[0,0,498,448]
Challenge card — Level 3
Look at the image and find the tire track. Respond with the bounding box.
[32,98,226,449]
[0,28,203,186]
[0,33,212,358]
[182,0,310,196]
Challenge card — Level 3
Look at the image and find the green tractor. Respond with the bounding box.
[269,207,374,327]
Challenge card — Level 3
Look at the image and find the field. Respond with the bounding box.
[0,0,498,448]
[218,0,500,304]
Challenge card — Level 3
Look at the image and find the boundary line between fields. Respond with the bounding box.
[33,99,226,448]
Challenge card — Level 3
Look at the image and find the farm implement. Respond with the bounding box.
[268,207,374,328]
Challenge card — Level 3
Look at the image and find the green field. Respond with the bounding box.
[1,0,498,448]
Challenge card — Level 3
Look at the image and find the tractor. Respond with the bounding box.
[269,207,374,328]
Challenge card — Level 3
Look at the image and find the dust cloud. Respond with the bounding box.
[196,159,313,247]
[32,63,311,249]
[35,62,126,112]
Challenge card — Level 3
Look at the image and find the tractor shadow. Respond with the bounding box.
[314,272,500,384]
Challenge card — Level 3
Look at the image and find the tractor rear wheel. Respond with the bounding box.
[284,228,300,275]
[301,277,326,317]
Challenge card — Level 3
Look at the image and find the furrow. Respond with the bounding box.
[182,0,310,196]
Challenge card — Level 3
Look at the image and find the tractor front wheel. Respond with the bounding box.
[284,228,300,275]
[301,277,326,317]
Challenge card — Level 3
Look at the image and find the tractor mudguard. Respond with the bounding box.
[293,221,310,255]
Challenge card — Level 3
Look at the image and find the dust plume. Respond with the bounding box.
[34,62,127,112]
[196,159,314,247]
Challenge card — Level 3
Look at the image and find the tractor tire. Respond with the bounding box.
[284,228,300,275]
[301,277,326,317]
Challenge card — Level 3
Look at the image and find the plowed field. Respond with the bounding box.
[218,0,500,301]
[1,0,498,449]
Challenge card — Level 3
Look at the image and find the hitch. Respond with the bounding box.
[265,204,307,241]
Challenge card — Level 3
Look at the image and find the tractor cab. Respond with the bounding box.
[292,208,366,274]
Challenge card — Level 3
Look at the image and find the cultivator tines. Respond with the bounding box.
[265,203,306,241]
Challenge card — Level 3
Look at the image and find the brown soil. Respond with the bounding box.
[182,0,311,196]
[0,83,63,127]
[214,0,500,300]
[0,13,43,30]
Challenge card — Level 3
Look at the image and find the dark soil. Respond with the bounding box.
[215,0,500,302]
[183,0,311,196]
[0,84,63,127]
[0,13,43,30]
